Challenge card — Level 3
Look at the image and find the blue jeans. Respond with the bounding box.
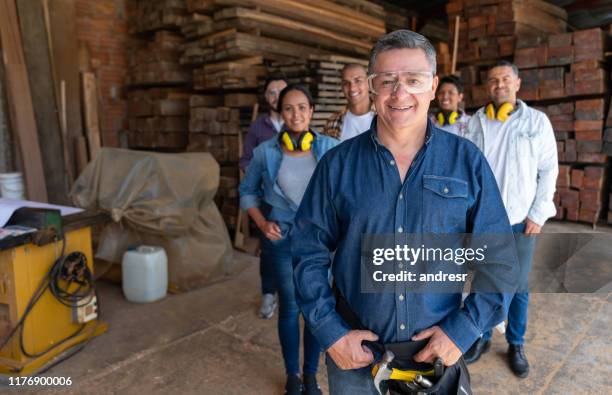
[259,234,276,295]
[262,238,321,375]
[483,222,536,345]
[326,354,382,395]
[257,204,276,295]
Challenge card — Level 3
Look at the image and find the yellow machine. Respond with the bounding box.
[0,210,107,375]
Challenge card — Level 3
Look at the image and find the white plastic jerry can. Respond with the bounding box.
[122,245,168,303]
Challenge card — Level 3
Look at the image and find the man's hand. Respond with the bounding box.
[327,330,379,370]
[258,220,282,240]
[412,326,462,366]
[524,218,542,235]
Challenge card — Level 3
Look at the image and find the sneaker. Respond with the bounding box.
[285,374,302,395]
[259,293,277,319]
[302,374,322,395]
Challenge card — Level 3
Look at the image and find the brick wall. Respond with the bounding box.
[75,0,129,147]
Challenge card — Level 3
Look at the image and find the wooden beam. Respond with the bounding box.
[0,0,48,201]
[81,72,102,161]
[16,0,70,203]
[46,0,83,175]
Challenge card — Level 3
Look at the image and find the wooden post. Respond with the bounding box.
[234,102,259,252]
[451,16,460,75]
[82,72,102,161]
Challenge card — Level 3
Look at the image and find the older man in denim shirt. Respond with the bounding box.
[291,30,519,394]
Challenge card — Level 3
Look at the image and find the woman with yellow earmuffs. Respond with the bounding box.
[239,84,338,395]
[430,75,471,137]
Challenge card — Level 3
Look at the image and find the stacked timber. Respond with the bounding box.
[520,27,610,225]
[446,0,567,108]
[126,2,191,150]
[128,0,187,34]
[177,0,384,230]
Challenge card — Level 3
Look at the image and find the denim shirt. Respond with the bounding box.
[239,132,339,238]
[291,118,518,353]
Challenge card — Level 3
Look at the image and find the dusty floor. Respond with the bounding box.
[3,221,611,394]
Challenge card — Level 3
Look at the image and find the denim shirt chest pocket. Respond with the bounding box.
[422,175,469,233]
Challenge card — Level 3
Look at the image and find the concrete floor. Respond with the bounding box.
[5,221,611,394]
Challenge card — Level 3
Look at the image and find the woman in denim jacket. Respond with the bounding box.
[239,84,339,395]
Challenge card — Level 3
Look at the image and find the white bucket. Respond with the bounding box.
[0,172,25,199]
[122,245,168,303]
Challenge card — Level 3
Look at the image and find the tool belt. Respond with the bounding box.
[333,286,472,395]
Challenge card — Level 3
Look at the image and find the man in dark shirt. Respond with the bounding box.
[239,76,287,319]
[239,77,288,172]
[291,30,518,394]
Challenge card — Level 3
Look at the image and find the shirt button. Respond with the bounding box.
[397,227,403,233]
[390,160,395,166]
[399,294,404,301]
[398,263,403,269]
[400,324,406,330]
[399,193,403,200]
[443,187,449,194]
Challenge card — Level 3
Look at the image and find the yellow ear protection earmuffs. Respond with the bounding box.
[436,110,462,126]
[486,102,515,122]
[279,130,316,152]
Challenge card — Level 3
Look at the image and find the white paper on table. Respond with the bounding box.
[0,198,83,227]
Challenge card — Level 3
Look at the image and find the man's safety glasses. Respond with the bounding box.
[367,71,434,95]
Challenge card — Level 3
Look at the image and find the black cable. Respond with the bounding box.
[0,237,99,366]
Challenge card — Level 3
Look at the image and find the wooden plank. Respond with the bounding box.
[213,7,372,55]
[81,73,102,161]
[213,0,383,40]
[46,0,83,175]
[0,0,48,201]
[74,136,88,174]
[15,0,69,203]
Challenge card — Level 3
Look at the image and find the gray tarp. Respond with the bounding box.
[71,148,237,292]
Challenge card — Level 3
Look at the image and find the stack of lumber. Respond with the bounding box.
[127,88,191,149]
[514,29,608,101]
[128,0,187,34]
[267,54,369,130]
[447,0,567,107]
[127,31,191,87]
[126,2,191,150]
[182,0,383,59]
[183,93,245,227]
[555,165,607,224]
[192,57,266,91]
[174,0,384,231]
[445,1,610,226]
[523,26,610,225]
[447,0,567,65]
